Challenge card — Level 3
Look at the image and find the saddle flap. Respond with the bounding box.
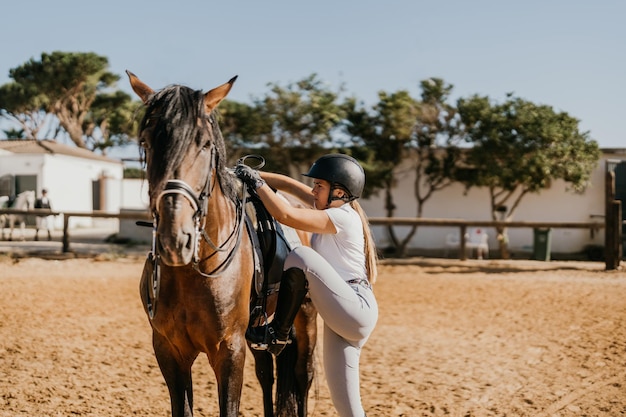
[244,192,302,297]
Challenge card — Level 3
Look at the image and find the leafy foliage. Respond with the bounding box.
[0,51,140,153]
[219,74,344,174]
[343,78,463,256]
[457,93,601,257]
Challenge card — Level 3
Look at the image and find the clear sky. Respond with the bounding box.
[1,0,624,149]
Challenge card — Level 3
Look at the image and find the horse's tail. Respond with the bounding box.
[275,303,317,417]
[275,340,302,417]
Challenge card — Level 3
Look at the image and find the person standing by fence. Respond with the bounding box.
[34,189,53,241]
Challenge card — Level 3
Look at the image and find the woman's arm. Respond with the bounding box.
[259,172,314,208]
[255,183,336,234]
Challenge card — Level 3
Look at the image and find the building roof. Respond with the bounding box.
[0,139,122,164]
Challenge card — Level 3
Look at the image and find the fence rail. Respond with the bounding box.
[0,210,617,262]
[367,217,606,261]
[0,209,150,253]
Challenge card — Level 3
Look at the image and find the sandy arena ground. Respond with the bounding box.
[1,255,625,416]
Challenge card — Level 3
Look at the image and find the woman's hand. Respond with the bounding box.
[235,164,266,190]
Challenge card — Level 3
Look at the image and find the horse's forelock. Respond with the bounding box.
[143,86,204,196]
[141,85,237,202]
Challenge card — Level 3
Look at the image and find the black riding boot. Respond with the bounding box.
[266,267,308,356]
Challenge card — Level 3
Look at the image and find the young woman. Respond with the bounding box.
[236,153,378,417]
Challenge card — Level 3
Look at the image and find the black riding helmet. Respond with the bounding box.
[303,154,365,204]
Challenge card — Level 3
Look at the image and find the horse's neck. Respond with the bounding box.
[15,194,30,209]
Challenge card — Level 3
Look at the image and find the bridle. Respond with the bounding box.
[149,129,247,280]
[140,98,250,320]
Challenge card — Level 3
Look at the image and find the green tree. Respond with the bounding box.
[344,78,462,257]
[343,90,417,217]
[2,128,26,139]
[218,99,272,164]
[412,78,463,216]
[220,74,344,174]
[457,93,601,258]
[0,51,139,153]
[0,80,50,139]
[84,90,143,153]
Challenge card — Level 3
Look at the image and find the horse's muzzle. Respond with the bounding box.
[157,228,194,266]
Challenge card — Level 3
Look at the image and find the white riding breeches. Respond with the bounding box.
[284,246,378,417]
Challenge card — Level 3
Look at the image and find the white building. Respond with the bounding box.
[359,149,626,259]
[0,139,124,229]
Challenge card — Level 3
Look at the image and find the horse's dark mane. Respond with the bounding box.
[141,85,237,202]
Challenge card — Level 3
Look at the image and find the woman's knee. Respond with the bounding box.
[284,246,319,271]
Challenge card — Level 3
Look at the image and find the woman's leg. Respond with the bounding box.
[285,246,378,342]
[323,323,366,417]
[284,246,377,416]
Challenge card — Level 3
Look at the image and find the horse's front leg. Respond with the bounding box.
[19,221,26,241]
[153,332,196,417]
[213,334,247,417]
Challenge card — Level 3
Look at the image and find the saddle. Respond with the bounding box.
[244,190,302,336]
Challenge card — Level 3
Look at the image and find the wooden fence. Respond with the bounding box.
[0,209,150,253]
[0,209,620,268]
[368,217,606,261]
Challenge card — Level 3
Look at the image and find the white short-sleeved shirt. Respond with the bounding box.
[310,203,367,281]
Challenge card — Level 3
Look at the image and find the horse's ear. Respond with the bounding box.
[204,76,238,113]
[126,70,155,104]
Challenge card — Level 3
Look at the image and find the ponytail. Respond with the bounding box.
[350,200,378,284]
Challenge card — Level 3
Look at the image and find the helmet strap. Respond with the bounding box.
[327,184,355,206]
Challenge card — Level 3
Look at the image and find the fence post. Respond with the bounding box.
[62,215,70,253]
[612,200,622,268]
[605,169,619,270]
[460,225,467,261]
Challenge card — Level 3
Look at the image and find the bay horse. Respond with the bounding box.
[127,71,317,417]
[0,191,35,241]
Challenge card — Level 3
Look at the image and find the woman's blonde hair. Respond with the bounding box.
[350,200,378,284]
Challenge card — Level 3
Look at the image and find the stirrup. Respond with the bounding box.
[266,326,292,356]
[248,325,292,353]
[250,341,269,351]
[246,325,269,350]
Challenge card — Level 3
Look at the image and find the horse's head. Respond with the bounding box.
[127,71,237,266]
